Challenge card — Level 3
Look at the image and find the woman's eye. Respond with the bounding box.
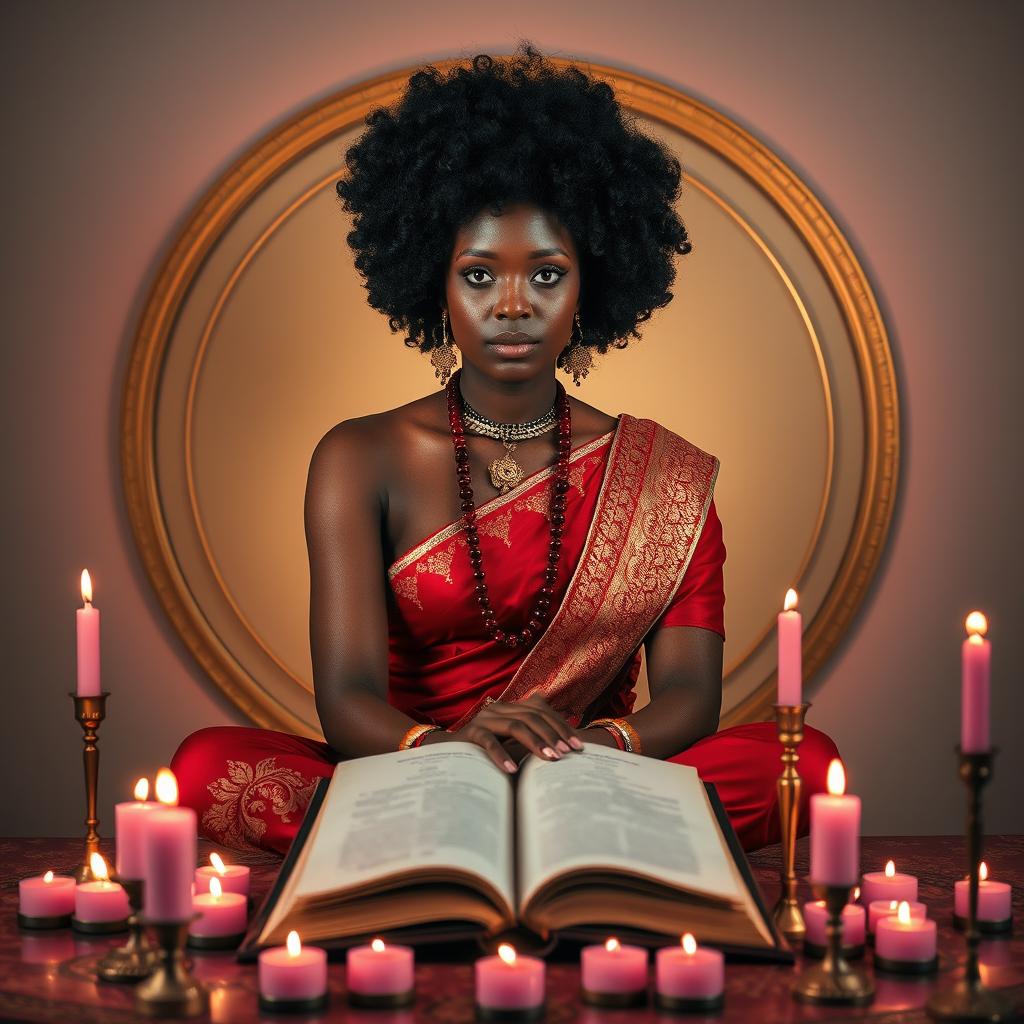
[461,266,565,286]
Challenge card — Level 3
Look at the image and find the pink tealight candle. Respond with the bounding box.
[475,943,545,1014]
[874,901,937,973]
[259,930,328,1012]
[18,871,76,926]
[777,588,802,706]
[194,852,251,898]
[76,570,101,697]
[954,862,1012,928]
[868,898,926,935]
[803,899,866,953]
[115,778,157,880]
[188,877,247,947]
[580,937,648,1006]
[346,937,415,1007]
[861,859,919,907]
[141,768,197,922]
[961,612,991,753]
[810,759,860,886]
[655,934,724,1012]
[73,854,130,931]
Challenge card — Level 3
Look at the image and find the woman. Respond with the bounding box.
[172,43,838,856]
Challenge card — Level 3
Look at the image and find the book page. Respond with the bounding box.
[295,742,515,910]
[517,744,743,909]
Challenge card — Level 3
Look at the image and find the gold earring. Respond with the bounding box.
[562,312,593,387]
[430,310,458,387]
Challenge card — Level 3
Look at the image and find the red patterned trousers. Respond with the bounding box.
[170,723,839,856]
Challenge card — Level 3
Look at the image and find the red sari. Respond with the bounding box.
[172,414,838,854]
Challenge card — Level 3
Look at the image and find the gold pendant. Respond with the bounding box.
[489,441,524,495]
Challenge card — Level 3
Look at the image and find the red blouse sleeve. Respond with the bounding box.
[653,497,726,640]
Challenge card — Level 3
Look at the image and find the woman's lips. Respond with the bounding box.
[487,341,540,358]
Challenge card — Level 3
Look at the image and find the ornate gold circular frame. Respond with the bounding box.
[121,57,899,735]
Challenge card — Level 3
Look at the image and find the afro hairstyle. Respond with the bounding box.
[335,40,693,367]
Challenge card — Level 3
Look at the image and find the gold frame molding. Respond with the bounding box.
[120,57,899,734]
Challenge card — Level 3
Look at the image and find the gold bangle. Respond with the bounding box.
[398,724,441,751]
[586,717,641,754]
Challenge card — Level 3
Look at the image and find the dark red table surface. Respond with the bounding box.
[0,835,1021,1022]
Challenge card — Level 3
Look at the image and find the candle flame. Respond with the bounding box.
[784,588,798,612]
[897,901,911,925]
[81,569,93,604]
[210,852,227,875]
[44,870,54,884]
[980,862,989,881]
[853,887,861,901]
[965,611,988,637]
[682,933,697,955]
[498,944,517,965]
[209,876,222,899]
[134,778,149,802]
[826,759,846,796]
[372,938,386,952]
[605,938,620,952]
[889,900,898,910]
[89,852,109,882]
[885,860,895,878]
[286,931,301,957]
[155,768,178,806]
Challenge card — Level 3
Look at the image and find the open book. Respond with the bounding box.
[239,742,788,961]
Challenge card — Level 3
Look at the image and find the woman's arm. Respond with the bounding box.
[623,625,723,759]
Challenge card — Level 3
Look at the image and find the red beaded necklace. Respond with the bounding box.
[446,369,571,649]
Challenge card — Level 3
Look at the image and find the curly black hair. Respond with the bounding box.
[335,40,693,366]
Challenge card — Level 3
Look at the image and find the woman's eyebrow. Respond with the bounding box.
[456,247,569,259]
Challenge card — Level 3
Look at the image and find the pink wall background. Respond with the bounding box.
[3,1,1021,837]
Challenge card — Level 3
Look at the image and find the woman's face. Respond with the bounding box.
[443,202,580,382]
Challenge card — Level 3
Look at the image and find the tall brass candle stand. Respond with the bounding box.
[97,879,158,983]
[773,703,809,938]
[927,749,1014,1022]
[135,915,208,1018]
[70,692,108,883]
[793,883,874,1006]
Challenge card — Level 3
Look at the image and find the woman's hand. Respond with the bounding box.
[429,694,585,773]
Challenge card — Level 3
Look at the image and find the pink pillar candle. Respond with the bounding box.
[803,900,866,949]
[875,903,937,969]
[861,861,918,907]
[868,899,926,935]
[954,865,1012,923]
[259,932,328,1004]
[194,861,250,898]
[777,589,802,705]
[347,939,415,1000]
[141,773,197,922]
[809,760,860,885]
[190,884,247,939]
[114,796,157,879]
[961,613,991,753]
[18,873,76,921]
[74,880,130,923]
[475,945,545,1011]
[656,935,724,1003]
[76,571,101,697]
[580,938,648,997]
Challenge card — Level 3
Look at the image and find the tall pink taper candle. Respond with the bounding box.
[961,611,990,753]
[76,569,101,696]
[777,588,802,705]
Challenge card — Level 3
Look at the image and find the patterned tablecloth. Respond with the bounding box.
[0,834,1021,1022]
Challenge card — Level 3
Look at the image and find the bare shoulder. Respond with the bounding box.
[567,395,619,438]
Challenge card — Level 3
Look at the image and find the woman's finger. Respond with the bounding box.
[463,725,518,773]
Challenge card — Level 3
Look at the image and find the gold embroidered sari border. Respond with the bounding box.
[386,425,619,581]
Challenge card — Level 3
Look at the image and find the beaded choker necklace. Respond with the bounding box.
[446,369,571,648]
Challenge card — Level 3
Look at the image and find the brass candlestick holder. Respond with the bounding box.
[772,702,809,938]
[927,748,1014,1022]
[793,883,874,1006]
[97,878,157,983]
[69,692,108,883]
[135,916,208,1018]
